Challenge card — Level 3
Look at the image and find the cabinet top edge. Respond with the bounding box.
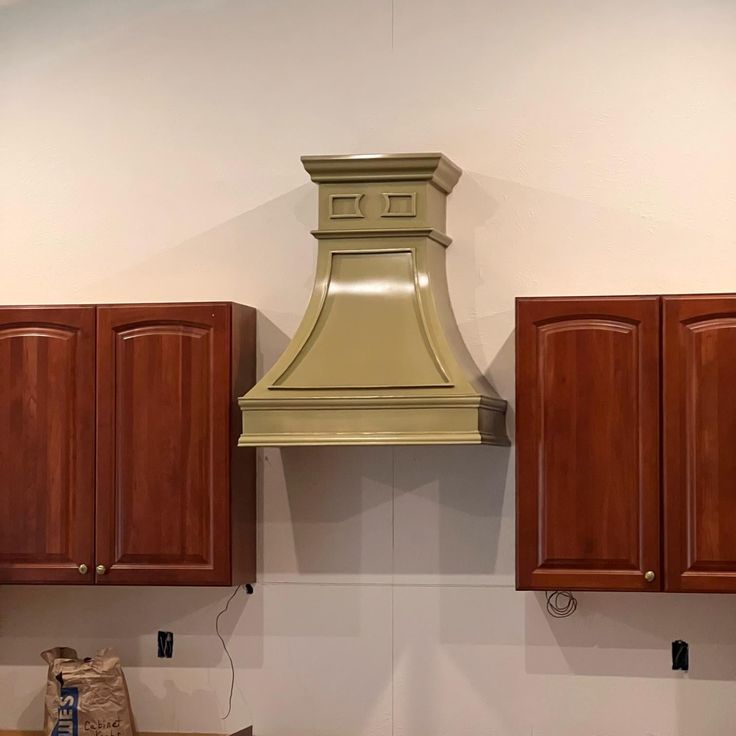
[516,295,661,303]
[97,301,255,310]
[517,293,736,303]
[0,302,256,310]
[0,304,97,310]
[660,293,736,302]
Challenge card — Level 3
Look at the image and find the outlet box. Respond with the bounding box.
[157,631,174,658]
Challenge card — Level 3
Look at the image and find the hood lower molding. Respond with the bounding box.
[239,153,509,446]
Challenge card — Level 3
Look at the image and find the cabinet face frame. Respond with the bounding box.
[0,306,96,584]
[516,296,662,592]
[663,295,736,593]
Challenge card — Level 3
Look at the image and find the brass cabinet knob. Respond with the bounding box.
[644,570,656,582]
[96,564,107,576]
[78,564,88,575]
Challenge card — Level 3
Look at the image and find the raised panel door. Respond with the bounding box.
[664,296,736,592]
[0,306,95,583]
[516,297,661,591]
[96,304,231,585]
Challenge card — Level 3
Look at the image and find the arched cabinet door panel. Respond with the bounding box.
[664,296,736,592]
[516,297,661,591]
[95,303,255,586]
[0,307,95,583]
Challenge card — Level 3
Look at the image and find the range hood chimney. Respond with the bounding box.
[239,153,509,446]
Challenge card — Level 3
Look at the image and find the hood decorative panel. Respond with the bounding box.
[239,153,509,446]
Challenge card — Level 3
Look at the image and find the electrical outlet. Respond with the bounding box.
[157,631,174,659]
[672,639,688,671]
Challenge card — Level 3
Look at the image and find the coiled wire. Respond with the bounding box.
[545,590,578,618]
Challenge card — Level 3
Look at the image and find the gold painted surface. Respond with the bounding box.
[274,250,448,389]
[239,153,509,446]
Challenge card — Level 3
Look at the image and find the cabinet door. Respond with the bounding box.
[664,296,736,592]
[516,297,661,591]
[96,304,232,585]
[0,307,95,583]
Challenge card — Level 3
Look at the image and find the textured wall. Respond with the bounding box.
[2,1,736,734]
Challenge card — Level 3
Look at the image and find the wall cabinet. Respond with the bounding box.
[517,294,736,594]
[0,302,256,586]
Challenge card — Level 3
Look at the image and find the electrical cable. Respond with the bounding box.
[215,585,242,719]
[545,590,578,618]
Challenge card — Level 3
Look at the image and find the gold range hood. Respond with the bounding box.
[239,153,509,446]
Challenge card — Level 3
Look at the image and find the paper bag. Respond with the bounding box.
[41,648,135,736]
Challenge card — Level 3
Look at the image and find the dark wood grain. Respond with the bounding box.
[516,297,661,591]
[95,302,255,585]
[0,306,95,583]
[229,303,257,584]
[664,296,736,592]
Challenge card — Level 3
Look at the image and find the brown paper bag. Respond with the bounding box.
[41,648,135,736]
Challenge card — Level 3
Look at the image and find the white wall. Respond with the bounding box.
[2,1,736,734]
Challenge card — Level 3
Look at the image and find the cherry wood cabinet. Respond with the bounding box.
[0,302,255,586]
[0,307,96,584]
[663,296,736,593]
[96,303,256,585]
[516,297,661,591]
[518,293,736,594]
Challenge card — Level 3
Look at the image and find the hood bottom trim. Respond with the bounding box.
[239,396,509,447]
[238,432,507,446]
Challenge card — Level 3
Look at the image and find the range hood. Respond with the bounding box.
[239,153,509,446]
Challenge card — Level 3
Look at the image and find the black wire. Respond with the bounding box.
[215,585,242,719]
[545,590,578,618]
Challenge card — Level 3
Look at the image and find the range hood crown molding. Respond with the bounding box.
[239,152,509,447]
[301,152,462,193]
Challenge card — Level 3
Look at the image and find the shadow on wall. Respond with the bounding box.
[446,172,505,374]
[13,681,44,731]
[252,313,291,582]
[131,679,225,731]
[452,169,736,307]
[486,327,515,436]
[525,590,736,681]
[264,442,514,581]
[85,183,317,319]
[0,584,262,669]
[254,312,291,384]
[266,443,513,580]
[392,445,512,578]
[279,446,395,578]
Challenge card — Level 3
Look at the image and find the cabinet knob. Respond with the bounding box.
[644,570,656,582]
[78,564,88,575]
[96,564,107,576]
